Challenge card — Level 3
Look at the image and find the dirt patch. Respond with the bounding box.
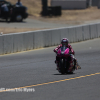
[34,7,100,25]
[0,28,48,34]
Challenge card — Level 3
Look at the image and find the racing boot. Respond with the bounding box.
[74,58,81,70]
[76,60,81,69]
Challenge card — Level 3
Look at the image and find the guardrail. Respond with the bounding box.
[0,22,100,55]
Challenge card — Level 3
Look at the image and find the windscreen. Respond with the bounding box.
[61,46,67,52]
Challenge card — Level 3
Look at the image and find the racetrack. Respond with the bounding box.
[0,38,100,100]
[1,18,100,29]
[0,18,69,29]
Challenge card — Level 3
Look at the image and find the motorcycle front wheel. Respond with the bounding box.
[59,59,66,74]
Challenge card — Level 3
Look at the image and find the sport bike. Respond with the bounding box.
[56,46,75,74]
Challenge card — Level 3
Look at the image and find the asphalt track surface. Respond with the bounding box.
[0,38,100,100]
[0,18,70,28]
[1,18,100,29]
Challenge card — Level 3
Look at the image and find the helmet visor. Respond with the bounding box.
[62,42,68,46]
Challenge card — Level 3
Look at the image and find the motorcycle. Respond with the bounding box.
[55,46,75,74]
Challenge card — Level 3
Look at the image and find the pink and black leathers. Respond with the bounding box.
[54,44,76,74]
[54,44,75,55]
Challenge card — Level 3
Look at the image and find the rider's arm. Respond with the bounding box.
[68,44,75,55]
[54,45,61,53]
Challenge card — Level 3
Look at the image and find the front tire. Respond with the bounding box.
[59,59,65,74]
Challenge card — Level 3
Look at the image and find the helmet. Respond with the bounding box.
[61,38,68,46]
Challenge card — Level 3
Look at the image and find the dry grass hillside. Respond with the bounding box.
[1,0,100,34]
[7,0,100,24]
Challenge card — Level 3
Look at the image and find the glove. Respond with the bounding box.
[55,50,58,54]
[69,51,72,54]
[54,49,57,53]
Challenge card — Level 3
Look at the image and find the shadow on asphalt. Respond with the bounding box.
[53,73,75,75]
[0,20,26,23]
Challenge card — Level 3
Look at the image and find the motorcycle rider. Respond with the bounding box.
[1,1,9,22]
[54,38,81,71]
[16,0,23,6]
